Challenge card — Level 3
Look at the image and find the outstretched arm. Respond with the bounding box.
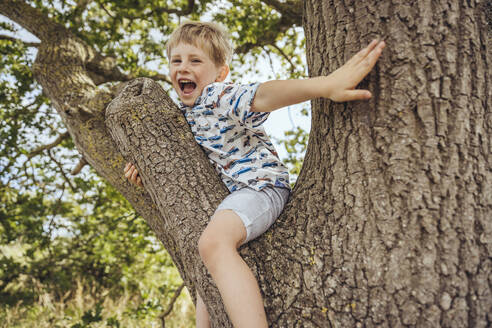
[251,39,385,113]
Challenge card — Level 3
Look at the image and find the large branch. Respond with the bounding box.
[105,78,233,325]
[0,0,62,42]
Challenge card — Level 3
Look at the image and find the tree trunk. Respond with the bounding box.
[1,0,490,326]
[298,0,491,326]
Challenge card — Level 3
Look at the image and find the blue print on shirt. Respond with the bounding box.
[179,82,290,192]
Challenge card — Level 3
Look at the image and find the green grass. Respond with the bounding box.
[0,278,195,328]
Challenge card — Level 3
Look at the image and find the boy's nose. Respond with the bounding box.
[177,61,190,72]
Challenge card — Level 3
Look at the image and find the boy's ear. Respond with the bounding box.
[215,65,229,82]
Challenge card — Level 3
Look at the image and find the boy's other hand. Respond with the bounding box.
[325,39,385,102]
[124,162,143,187]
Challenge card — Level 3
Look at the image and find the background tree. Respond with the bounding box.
[1,1,491,328]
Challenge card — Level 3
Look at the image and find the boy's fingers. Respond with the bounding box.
[350,39,379,65]
[125,166,136,179]
[125,163,134,174]
[365,41,384,62]
[131,169,139,182]
[348,89,372,101]
[334,89,371,102]
[358,41,385,76]
[370,41,385,61]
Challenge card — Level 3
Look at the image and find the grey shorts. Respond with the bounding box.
[213,186,290,245]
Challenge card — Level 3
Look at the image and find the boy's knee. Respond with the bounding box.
[198,210,246,266]
[198,228,222,261]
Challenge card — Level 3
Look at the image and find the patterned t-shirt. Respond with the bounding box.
[179,82,290,192]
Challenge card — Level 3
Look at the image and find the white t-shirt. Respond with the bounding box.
[180,82,290,192]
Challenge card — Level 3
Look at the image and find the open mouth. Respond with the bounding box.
[179,79,197,94]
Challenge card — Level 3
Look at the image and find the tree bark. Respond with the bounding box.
[299,0,491,326]
[1,0,490,326]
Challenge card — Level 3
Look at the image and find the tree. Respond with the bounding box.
[1,0,490,327]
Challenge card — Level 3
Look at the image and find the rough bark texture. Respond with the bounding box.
[1,0,491,326]
[299,0,491,326]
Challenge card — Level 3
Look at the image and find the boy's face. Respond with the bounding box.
[169,42,228,106]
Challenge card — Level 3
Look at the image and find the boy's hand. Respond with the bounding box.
[325,39,385,102]
[124,162,143,187]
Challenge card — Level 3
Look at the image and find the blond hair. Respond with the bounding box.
[166,21,233,67]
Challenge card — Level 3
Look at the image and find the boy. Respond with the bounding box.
[124,21,385,328]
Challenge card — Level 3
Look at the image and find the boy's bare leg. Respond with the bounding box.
[196,293,211,328]
[198,209,268,328]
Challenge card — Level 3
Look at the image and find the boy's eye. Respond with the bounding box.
[192,59,201,63]
[171,59,181,63]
